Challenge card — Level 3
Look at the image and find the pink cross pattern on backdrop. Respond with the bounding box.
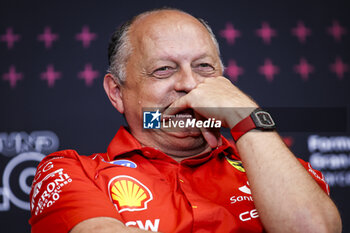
[330,57,349,79]
[225,60,244,82]
[78,63,99,86]
[2,65,23,88]
[327,20,347,42]
[291,21,312,44]
[256,22,277,44]
[294,58,314,81]
[37,27,59,49]
[258,58,279,82]
[75,26,97,48]
[41,64,62,87]
[0,27,21,49]
[219,23,241,45]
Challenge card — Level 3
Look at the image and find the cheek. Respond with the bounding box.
[140,80,176,106]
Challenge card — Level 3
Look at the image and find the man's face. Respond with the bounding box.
[119,11,223,156]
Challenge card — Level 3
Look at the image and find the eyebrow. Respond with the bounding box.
[192,53,216,62]
[147,53,216,64]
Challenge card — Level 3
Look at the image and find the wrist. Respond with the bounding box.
[230,108,276,142]
[226,108,256,129]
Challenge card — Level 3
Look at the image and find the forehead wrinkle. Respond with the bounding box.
[130,10,213,44]
[128,10,219,67]
[144,26,213,57]
[140,37,215,65]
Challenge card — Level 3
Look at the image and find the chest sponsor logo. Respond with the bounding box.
[239,208,259,222]
[109,159,137,168]
[108,175,153,213]
[238,182,251,195]
[125,219,160,232]
[225,157,245,172]
[230,182,253,204]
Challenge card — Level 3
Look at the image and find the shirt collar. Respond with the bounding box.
[106,126,239,162]
[106,126,142,161]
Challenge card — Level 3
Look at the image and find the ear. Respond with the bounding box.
[103,74,124,114]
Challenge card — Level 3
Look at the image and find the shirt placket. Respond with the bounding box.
[178,164,207,232]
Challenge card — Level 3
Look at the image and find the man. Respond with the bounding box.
[29,8,342,233]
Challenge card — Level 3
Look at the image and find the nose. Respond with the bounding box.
[174,66,202,93]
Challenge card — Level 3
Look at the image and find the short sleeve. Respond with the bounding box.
[29,151,121,233]
[298,158,330,195]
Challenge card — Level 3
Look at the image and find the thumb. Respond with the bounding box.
[200,128,219,148]
[194,112,220,148]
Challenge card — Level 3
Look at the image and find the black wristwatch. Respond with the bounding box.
[231,108,276,142]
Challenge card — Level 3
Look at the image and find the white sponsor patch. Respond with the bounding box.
[230,182,253,204]
[32,168,72,215]
[125,219,160,232]
[239,209,259,222]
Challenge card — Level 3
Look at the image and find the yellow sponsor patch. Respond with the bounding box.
[108,175,153,213]
[226,157,245,172]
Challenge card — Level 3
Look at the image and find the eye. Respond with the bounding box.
[196,63,215,72]
[199,63,212,67]
[152,66,175,78]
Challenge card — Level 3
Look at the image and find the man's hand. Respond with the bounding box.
[163,76,258,147]
[164,76,342,233]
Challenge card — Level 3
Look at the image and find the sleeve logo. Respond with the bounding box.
[108,175,153,213]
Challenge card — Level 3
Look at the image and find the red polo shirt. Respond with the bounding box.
[29,127,329,233]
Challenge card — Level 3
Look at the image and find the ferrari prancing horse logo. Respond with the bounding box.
[226,157,246,172]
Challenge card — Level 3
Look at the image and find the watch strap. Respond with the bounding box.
[231,108,276,142]
[231,113,256,142]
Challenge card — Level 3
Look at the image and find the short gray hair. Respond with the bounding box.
[107,8,223,85]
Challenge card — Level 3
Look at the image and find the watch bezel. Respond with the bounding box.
[251,109,276,130]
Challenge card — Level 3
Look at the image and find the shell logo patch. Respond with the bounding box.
[226,157,245,172]
[108,175,153,213]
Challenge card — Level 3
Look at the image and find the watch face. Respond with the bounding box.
[252,110,276,129]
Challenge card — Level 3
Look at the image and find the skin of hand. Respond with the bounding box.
[164,76,342,232]
[163,76,258,147]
